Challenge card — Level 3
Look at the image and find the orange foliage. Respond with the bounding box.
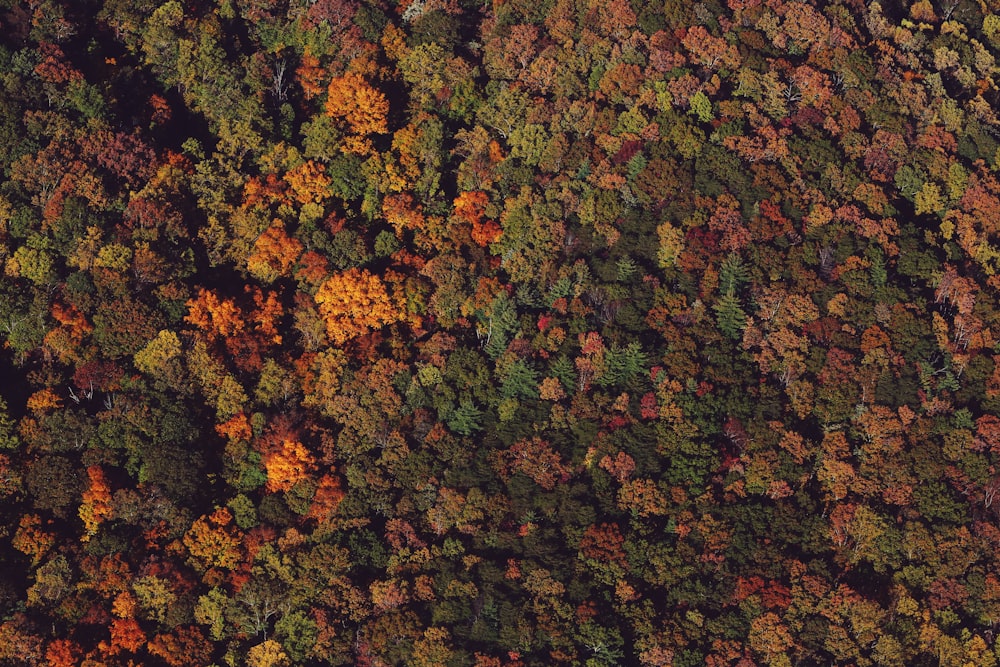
[371,578,410,611]
[244,174,287,207]
[87,554,132,597]
[215,412,252,442]
[296,50,327,99]
[185,289,244,339]
[26,388,62,413]
[45,639,79,667]
[616,478,668,517]
[247,221,304,282]
[454,190,490,224]
[315,268,402,344]
[79,465,114,541]
[383,193,425,234]
[579,523,628,567]
[308,473,345,522]
[295,250,330,287]
[103,617,146,656]
[147,627,213,667]
[44,301,92,363]
[453,190,501,246]
[325,72,389,137]
[598,451,636,483]
[263,438,316,493]
[284,160,331,205]
[250,286,284,345]
[494,437,571,490]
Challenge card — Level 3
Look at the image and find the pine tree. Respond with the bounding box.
[714,290,747,340]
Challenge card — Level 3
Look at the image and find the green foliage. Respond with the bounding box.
[273,610,318,662]
[447,400,484,436]
[0,396,17,450]
[500,360,539,400]
[718,254,749,295]
[714,291,746,340]
[597,342,647,388]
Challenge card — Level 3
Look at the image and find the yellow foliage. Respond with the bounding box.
[134,329,182,376]
[283,160,331,205]
[183,508,242,571]
[111,591,137,619]
[247,640,290,667]
[656,221,685,268]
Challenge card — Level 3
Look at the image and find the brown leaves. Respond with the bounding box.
[493,437,571,490]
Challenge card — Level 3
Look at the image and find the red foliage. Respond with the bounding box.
[579,523,628,567]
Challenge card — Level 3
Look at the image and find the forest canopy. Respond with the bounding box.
[2,0,1000,665]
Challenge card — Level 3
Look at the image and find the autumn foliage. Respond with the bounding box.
[314,267,401,344]
[4,0,1000,664]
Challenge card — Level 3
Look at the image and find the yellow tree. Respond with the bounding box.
[247,639,290,667]
[134,329,183,380]
[183,507,242,572]
[283,160,331,206]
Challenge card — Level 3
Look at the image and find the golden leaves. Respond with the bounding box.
[325,72,389,153]
[315,268,402,345]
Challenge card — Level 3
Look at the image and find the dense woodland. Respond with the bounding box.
[2,0,1000,664]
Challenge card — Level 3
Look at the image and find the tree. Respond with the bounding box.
[314,268,401,344]
[79,465,113,541]
[183,507,242,572]
[714,291,747,340]
[681,26,741,71]
[0,396,19,450]
[185,288,244,341]
[102,617,146,656]
[133,329,183,379]
[263,437,316,494]
[147,627,213,667]
[247,221,304,282]
[747,612,793,665]
[325,72,389,153]
[247,639,291,667]
[454,190,501,247]
[493,437,571,490]
[13,514,55,567]
[45,639,80,667]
